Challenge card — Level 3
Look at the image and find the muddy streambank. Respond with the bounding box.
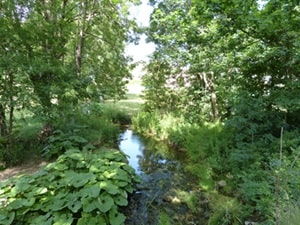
[119,129,210,225]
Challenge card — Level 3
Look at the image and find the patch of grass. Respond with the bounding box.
[106,93,144,117]
[158,211,173,225]
[207,193,245,225]
[175,190,198,213]
[278,202,300,225]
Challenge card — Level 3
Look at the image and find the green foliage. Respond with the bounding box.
[41,129,90,159]
[278,202,300,225]
[132,107,300,223]
[40,103,127,159]
[132,111,189,143]
[239,168,274,217]
[158,211,173,225]
[139,0,300,223]
[101,104,131,125]
[0,149,140,225]
[132,111,161,137]
[208,194,246,225]
[0,0,140,162]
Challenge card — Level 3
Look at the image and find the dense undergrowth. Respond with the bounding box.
[0,103,138,225]
[1,102,130,165]
[132,111,300,225]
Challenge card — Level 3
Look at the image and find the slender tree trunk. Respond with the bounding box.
[8,72,14,135]
[200,72,220,121]
[75,0,96,75]
[75,0,88,75]
[209,72,219,121]
[6,72,15,157]
[0,104,7,137]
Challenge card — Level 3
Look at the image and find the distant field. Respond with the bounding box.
[106,79,144,115]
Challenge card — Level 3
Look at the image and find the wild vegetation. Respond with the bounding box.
[0,1,139,224]
[0,0,299,225]
[0,149,140,225]
[132,0,300,224]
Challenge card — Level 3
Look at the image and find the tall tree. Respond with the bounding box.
[0,0,137,115]
[0,0,139,160]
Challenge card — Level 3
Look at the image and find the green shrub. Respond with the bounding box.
[0,149,140,225]
[41,129,91,159]
[101,104,131,125]
[45,105,121,158]
[158,211,173,225]
[183,123,233,174]
[208,194,246,225]
[0,116,44,166]
[132,111,161,136]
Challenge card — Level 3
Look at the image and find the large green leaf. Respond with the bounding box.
[97,194,114,213]
[103,151,126,162]
[102,168,129,181]
[64,171,95,188]
[31,187,48,196]
[30,213,52,225]
[114,194,128,206]
[80,185,101,198]
[100,181,120,195]
[64,150,85,161]
[81,197,97,213]
[0,210,15,225]
[45,199,66,212]
[8,198,35,210]
[109,208,126,225]
[66,194,81,213]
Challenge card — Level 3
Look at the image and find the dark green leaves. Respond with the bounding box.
[0,149,140,225]
[98,194,115,213]
[0,211,15,225]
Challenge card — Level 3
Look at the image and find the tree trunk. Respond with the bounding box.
[75,0,88,75]
[75,0,96,75]
[0,104,7,137]
[200,72,220,121]
[8,71,14,135]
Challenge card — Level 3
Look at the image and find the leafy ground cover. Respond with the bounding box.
[0,149,140,225]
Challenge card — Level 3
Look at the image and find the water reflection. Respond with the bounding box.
[118,129,144,174]
[118,129,172,175]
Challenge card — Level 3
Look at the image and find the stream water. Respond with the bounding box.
[118,129,210,225]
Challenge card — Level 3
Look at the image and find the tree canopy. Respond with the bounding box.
[0,0,139,133]
[143,0,300,124]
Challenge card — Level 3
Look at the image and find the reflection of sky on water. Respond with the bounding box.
[118,129,144,174]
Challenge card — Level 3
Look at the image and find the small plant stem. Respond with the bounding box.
[280,127,283,167]
[275,127,283,225]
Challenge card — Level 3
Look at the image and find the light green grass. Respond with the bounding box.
[106,93,144,116]
[106,79,144,116]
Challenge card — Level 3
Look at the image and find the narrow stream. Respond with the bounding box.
[118,129,209,225]
[118,129,144,175]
